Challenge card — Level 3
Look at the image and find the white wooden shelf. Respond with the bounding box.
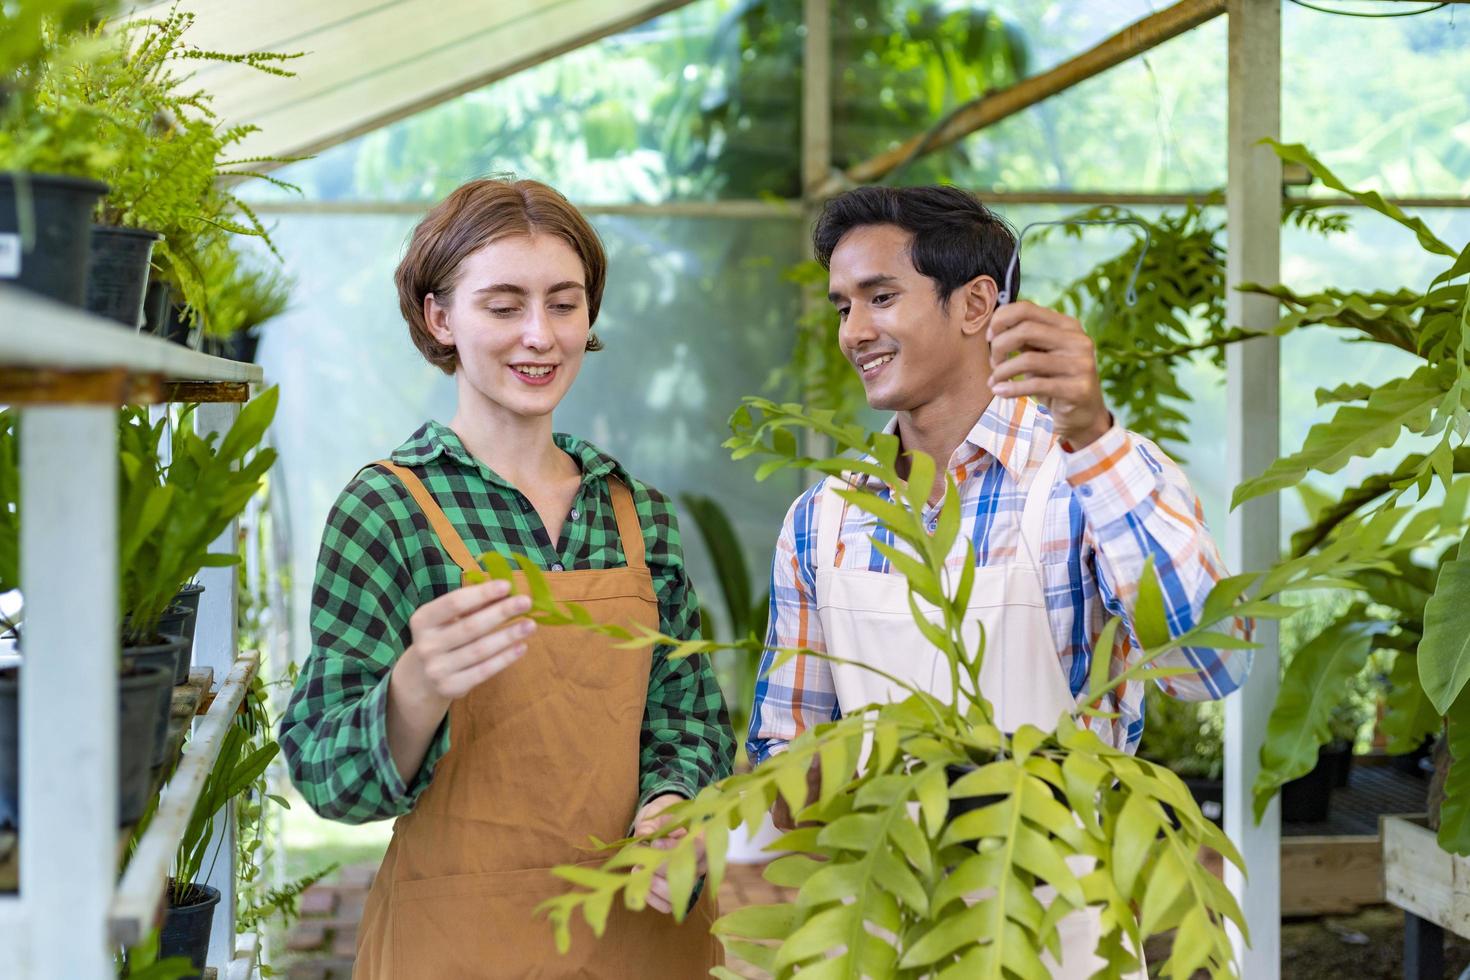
[0,286,263,384]
[110,652,261,946]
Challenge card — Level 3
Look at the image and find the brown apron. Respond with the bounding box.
[354,462,722,979]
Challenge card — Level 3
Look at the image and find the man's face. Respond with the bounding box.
[827,224,984,412]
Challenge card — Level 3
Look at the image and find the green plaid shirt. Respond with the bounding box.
[280,421,734,824]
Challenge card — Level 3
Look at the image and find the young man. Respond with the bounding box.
[747,185,1250,977]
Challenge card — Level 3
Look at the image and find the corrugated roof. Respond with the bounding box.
[126,0,694,164]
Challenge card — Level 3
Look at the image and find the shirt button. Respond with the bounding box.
[1079,485,1094,498]
[927,517,938,531]
[550,562,564,572]
[569,508,580,520]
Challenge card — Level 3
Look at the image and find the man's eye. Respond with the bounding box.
[873,293,896,305]
[836,307,850,319]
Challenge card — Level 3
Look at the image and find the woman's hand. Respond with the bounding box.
[400,579,536,703]
[385,579,536,784]
[634,793,705,914]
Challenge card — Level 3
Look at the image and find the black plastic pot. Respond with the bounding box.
[156,301,193,346]
[173,583,204,684]
[0,667,16,829]
[160,880,220,979]
[0,172,109,307]
[85,225,160,327]
[119,662,171,825]
[1281,747,1336,824]
[226,327,261,363]
[157,604,195,685]
[141,279,171,335]
[1324,739,1353,789]
[122,635,184,768]
[946,763,1008,827]
[2,663,172,827]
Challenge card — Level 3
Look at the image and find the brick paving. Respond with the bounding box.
[283,861,795,980]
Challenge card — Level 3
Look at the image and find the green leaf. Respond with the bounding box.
[1255,611,1381,819]
[1266,141,1456,257]
[1233,365,1449,508]
[1381,651,1440,754]
[1132,555,1169,649]
[1419,528,1470,714]
[1439,686,1470,855]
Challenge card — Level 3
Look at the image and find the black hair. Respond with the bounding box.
[812,185,1018,306]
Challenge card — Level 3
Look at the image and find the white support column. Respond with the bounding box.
[194,401,243,971]
[1223,1,1281,976]
[20,406,118,979]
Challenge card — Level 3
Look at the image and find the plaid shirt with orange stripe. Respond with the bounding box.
[747,395,1251,763]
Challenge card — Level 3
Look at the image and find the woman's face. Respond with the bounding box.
[426,233,591,423]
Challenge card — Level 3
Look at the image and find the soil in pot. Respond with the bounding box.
[160,879,220,979]
[0,667,16,829]
[85,225,160,327]
[121,635,184,768]
[0,173,109,307]
[119,662,172,825]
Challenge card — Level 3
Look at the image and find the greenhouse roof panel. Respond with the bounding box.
[124,0,695,164]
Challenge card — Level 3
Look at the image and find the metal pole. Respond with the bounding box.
[194,400,244,973]
[20,406,118,979]
[1223,0,1281,976]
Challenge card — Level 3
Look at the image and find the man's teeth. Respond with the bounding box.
[516,366,553,377]
[862,354,895,374]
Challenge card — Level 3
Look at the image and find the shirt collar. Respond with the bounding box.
[861,395,1051,488]
[390,420,621,488]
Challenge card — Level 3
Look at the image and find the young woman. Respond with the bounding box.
[280,178,733,978]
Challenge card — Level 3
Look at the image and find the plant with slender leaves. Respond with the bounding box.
[460,396,1407,977]
[118,388,278,642]
[166,719,278,906]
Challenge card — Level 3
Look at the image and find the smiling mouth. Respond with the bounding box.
[859,353,895,375]
[510,364,557,384]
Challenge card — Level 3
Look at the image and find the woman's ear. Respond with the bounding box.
[959,274,998,337]
[423,292,455,347]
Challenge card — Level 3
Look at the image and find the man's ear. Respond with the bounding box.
[423,292,455,347]
[959,274,998,337]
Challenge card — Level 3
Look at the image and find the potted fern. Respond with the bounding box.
[0,1,115,306]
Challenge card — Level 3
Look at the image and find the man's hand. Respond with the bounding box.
[633,793,705,915]
[770,756,822,832]
[987,300,1112,450]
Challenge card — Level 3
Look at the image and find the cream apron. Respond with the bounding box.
[815,446,1143,978]
[354,464,721,979]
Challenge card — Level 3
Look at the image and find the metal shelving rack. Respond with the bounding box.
[0,285,267,978]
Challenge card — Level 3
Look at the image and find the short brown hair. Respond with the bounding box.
[395,178,607,374]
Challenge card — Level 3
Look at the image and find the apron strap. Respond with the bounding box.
[372,460,482,577]
[815,476,848,570]
[1017,444,1065,567]
[608,478,647,570]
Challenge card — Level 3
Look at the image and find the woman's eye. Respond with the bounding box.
[489,307,518,317]
[551,303,577,313]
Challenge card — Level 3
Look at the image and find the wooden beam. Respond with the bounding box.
[0,368,162,406]
[1280,836,1385,916]
[163,381,251,404]
[818,0,1227,195]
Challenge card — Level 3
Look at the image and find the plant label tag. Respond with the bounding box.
[0,234,19,279]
